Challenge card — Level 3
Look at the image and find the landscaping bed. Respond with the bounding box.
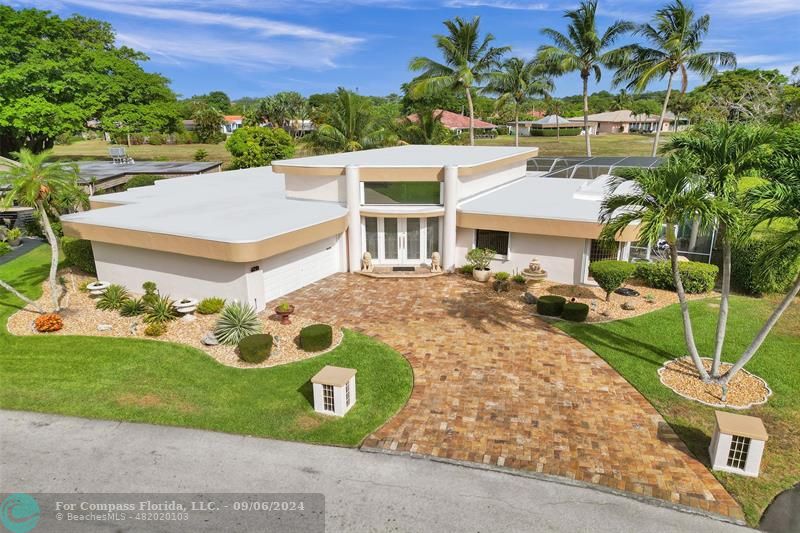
[7,268,343,368]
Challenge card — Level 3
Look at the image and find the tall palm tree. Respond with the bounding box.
[537,0,633,156]
[398,108,453,145]
[1,149,82,312]
[485,57,554,146]
[599,157,730,381]
[306,88,392,153]
[665,122,774,378]
[409,16,510,146]
[613,0,736,156]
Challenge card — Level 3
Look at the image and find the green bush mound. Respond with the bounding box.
[589,260,635,301]
[61,237,96,275]
[238,334,274,363]
[562,302,590,322]
[536,295,566,316]
[299,324,333,352]
[731,238,800,295]
[634,260,718,294]
[125,174,167,190]
[197,297,225,315]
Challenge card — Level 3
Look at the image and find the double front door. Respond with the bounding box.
[363,216,440,265]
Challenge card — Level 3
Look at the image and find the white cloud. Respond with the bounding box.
[736,54,789,65]
[444,0,550,10]
[703,0,800,17]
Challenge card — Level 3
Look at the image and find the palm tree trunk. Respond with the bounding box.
[668,229,709,381]
[465,87,475,146]
[711,223,731,377]
[37,201,61,312]
[514,104,520,148]
[720,270,800,385]
[582,75,591,157]
[651,71,674,157]
[0,279,43,313]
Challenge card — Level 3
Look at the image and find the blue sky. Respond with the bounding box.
[9,0,800,99]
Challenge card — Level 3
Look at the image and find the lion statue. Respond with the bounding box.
[361,251,374,272]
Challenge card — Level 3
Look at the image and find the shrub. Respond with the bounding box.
[194,149,209,162]
[61,237,96,275]
[0,242,10,256]
[494,271,510,281]
[214,302,261,345]
[731,238,800,295]
[459,264,475,275]
[144,294,177,324]
[530,126,582,137]
[226,126,295,169]
[142,281,158,306]
[125,174,167,190]
[562,302,590,322]
[589,260,635,301]
[6,227,21,242]
[238,334,274,363]
[120,297,146,317]
[466,247,494,271]
[23,217,62,239]
[536,295,566,316]
[512,273,526,284]
[634,260,718,294]
[144,322,167,337]
[147,132,165,145]
[96,284,129,311]
[299,324,333,352]
[276,302,293,313]
[197,297,225,315]
[34,313,63,332]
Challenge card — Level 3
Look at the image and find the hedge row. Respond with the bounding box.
[529,127,582,137]
[634,260,718,294]
[731,238,800,295]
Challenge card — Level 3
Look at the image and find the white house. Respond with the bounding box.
[61,146,641,310]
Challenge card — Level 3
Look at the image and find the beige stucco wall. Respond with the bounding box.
[457,162,526,200]
[284,173,346,202]
[455,228,587,285]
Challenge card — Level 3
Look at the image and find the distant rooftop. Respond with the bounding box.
[407,109,496,130]
[75,160,222,184]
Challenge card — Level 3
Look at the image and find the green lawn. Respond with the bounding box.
[51,138,233,165]
[476,133,669,156]
[0,247,413,446]
[557,295,800,526]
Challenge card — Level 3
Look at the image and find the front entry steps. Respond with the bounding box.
[356,266,445,279]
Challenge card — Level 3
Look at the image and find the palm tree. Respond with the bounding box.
[611,89,632,111]
[409,16,509,146]
[485,58,554,147]
[721,157,800,386]
[599,157,730,381]
[398,108,453,145]
[306,88,392,153]
[613,0,736,156]
[1,149,82,312]
[665,122,773,378]
[537,0,633,156]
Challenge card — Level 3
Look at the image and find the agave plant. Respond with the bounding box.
[214,301,262,346]
[96,284,129,311]
[119,297,146,317]
[144,294,177,324]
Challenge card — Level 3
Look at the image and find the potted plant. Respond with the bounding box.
[274,301,295,325]
[6,228,21,247]
[466,247,494,282]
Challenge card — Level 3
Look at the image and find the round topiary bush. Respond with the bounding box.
[299,324,333,352]
[562,302,590,322]
[588,260,635,301]
[238,334,274,363]
[536,295,566,316]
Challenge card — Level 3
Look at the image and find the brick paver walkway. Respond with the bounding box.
[283,274,742,520]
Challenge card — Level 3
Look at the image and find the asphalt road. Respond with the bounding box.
[0,410,751,533]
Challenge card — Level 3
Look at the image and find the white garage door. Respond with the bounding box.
[262,236,342,303]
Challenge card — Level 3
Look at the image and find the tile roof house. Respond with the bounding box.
[407,110,498,135]
[568,110,677,134]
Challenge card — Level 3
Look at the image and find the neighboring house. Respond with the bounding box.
[406,110,498,137]
[61,146,655,310]
[182,119,196,132]
[222,115,244,135]
[568,110,677,134]
[528,115,592,136]
[76,160,223,194]
[287,119,315,137]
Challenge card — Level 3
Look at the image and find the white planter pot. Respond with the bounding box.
[473,269,491,282]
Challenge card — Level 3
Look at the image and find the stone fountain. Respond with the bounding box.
[521,258,548,283]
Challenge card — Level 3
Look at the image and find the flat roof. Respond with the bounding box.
[75,160,222,183]
[311,365,356,386]
[715,411,768,441]
[274,145,536,170]
[62,167,347,249]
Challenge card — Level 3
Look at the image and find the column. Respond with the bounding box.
[345,165,362,272]
[442,165,458,272]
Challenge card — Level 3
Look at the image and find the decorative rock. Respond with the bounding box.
[522,292,538,305]
[201,332,219,346]
[615,287,640,297]
[97,324,112,331]
[621,301,636,311]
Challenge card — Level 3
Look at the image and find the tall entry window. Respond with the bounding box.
[363,182,441,205]
[362,217,441,265]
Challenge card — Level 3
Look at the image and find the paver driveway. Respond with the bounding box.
[284,274,742,520]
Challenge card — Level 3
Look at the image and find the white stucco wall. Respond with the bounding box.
[455,228,587,285]
[92,242,250,303]
[284,173,346,202]
[457,163,526,200]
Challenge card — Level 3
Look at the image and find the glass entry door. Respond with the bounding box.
[363,216,440,266]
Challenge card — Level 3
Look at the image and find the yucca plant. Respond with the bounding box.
[120,297,146,317]
[96,284,129,311]
[144,294,177,324]
[214,301,262,346]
